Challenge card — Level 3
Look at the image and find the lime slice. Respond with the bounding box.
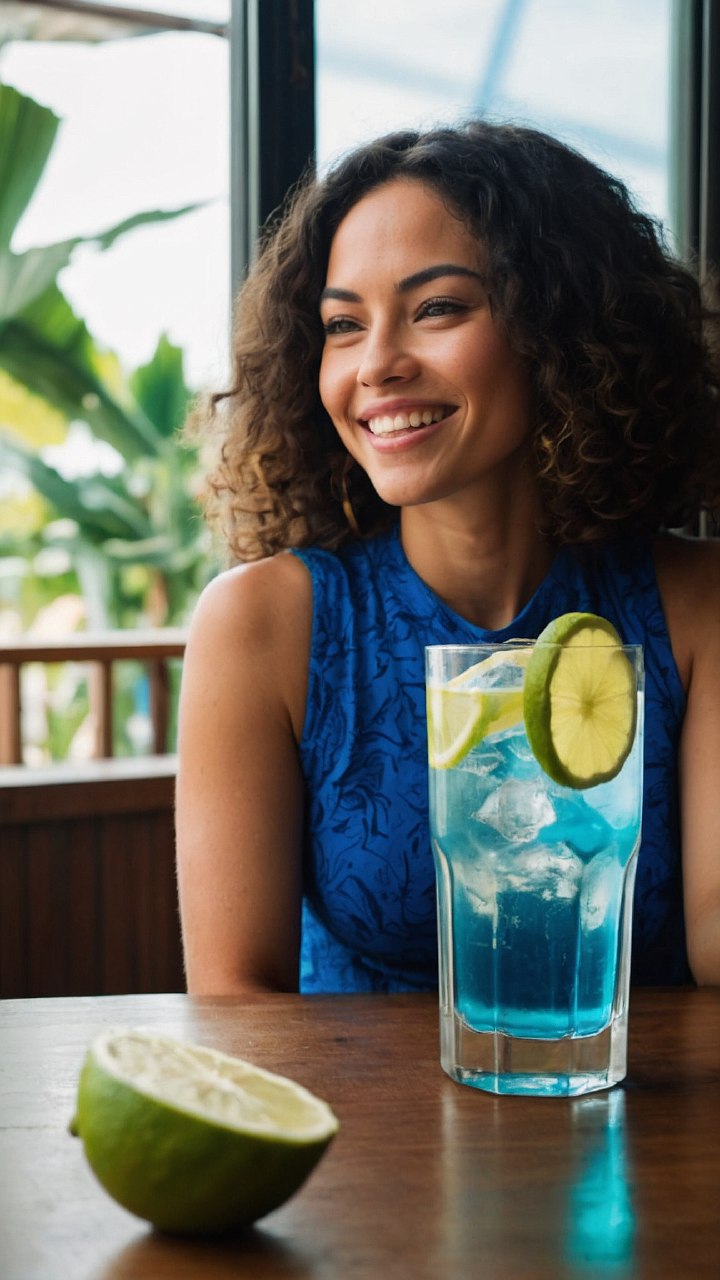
[427,650,531,769]
[523,612,637,789]
[70,1029,338,1235]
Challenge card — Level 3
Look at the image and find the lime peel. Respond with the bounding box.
[71,1028,338,1235]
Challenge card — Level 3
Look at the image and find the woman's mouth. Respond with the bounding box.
[362,405,454,436]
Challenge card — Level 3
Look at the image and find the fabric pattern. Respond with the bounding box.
[292,526,689,992]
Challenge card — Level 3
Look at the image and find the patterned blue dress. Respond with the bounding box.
[292,525,690,992]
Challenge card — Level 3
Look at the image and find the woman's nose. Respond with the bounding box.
[356,325,419,387]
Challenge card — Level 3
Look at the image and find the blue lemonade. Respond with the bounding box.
[431,723,642,1038]
[427,641,644,1095]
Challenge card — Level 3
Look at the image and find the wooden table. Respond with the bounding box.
[1,990,718,1279]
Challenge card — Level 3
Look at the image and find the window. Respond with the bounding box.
[1,1,230,388]
[316,0,673,235]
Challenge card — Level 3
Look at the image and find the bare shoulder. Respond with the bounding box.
[653,534,720,690]
[189,550,311,643]
[184,551,313,740]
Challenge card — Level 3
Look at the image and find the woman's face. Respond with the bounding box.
[319,178,531,514]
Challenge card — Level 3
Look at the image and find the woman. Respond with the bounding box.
[176,121,720,994]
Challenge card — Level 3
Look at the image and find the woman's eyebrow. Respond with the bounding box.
[396,264,485,292]
[320,286,361,303]
[320,264,484,305]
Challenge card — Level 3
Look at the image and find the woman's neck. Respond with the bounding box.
[400,488,554,631]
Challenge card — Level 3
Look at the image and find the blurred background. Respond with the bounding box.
[0,0,713,762]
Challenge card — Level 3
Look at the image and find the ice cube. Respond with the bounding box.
[456,864,496,916]
[504,845,584,898]
[472,659,526,690]
[581,852,621,930]
[494,730,537,779]
[457,738,504,777]
[474,778,555,843]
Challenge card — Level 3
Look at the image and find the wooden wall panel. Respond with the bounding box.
[0,826,26,996]
[0,758,184,998]
[65,818,101,995]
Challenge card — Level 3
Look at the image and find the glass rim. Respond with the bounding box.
[425,641,643,653]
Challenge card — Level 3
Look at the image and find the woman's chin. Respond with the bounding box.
[367,481,433,510]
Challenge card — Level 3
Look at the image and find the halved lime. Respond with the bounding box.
[70,1029,339,1235]
[427,650,531,769]
[523,612,637,789]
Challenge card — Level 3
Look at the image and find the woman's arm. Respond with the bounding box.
[655,534,720,984]
[175,552,312,994]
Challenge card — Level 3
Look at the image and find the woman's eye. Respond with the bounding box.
[417,297,466,320]
[322,316,360,336]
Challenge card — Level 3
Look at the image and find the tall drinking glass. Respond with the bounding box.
[426,641,644,1097]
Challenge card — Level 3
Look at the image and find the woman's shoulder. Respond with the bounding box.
[191,551,312,638]
[185,552,313,740]
[653,533,720,689]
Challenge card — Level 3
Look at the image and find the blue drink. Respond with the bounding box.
[427,644,643,1096]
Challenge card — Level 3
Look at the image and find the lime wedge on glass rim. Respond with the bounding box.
[522,611,637,789]
[70,1028,338,1235]
[427,649,531,769]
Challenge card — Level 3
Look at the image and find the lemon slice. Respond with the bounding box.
[71,1029,338,1235]
[523,612,637,789]
[427,650,531,770]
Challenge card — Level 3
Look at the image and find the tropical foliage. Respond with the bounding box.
[0,79,217,759]
[0,80,214,632]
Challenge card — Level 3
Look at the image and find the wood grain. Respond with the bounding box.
[0,759,183,997]
[0,989,718,1280]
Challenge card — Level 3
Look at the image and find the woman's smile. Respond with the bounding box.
[359,400,457,446]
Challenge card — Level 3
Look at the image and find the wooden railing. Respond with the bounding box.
[0,629,187,765]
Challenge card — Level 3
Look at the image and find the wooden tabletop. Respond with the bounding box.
[1,989,718,1279]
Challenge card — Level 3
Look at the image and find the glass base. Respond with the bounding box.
[440,1006,628,1097]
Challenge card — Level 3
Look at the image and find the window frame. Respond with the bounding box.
[229,0,314,293]
[9,3,719,306]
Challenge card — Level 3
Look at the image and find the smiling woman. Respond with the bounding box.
[176,121,720,1000]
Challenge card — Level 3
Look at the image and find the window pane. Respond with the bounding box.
[1,27,230,387]
[316,0,672,233]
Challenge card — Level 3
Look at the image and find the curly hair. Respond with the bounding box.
[187,120,720,561]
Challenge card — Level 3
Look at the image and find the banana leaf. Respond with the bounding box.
[0,242,78,319]
[0,287,162,460]
[0,79,203,457]
[0,83,59,249]
[0,204,202,322]
[129,334,192,440]
[0,432,155,541]
[0,367,66,445]
[102,534,205,571]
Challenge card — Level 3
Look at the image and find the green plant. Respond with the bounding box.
[0,80,215,628]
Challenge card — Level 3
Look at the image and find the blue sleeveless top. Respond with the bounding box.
[292,526,690,992]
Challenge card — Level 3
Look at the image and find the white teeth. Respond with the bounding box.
[366,407,449,435]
